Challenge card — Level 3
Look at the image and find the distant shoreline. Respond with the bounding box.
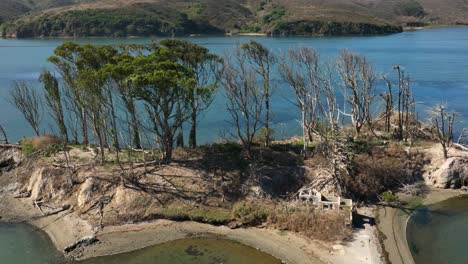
[2,25,468,40]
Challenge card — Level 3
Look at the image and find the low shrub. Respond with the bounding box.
[380,191,399,204]
[267,203,351,242]
[153,204,232,225]
[20,135,62,157]
[232,201,268,225]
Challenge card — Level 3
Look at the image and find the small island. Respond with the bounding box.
[0,38,467,264]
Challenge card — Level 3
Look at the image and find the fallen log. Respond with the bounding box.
[64,236,98,253]
[43,204,71,217]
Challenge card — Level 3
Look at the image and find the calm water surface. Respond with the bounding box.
[0,223,63,264]
[1,27,468,143]
[407,196,468,264]
[0,224,280,264]
[79,237,281,264]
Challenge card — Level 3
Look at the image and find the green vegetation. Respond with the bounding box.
[270,20,402,36]
[232,201,268,225]
[3,6,196,38]
[153,204,232,225]
[380,191,400,204]
[0,0,413,38]
[19,135,62,157]
[262,6,286,24]
[400,0,426,18]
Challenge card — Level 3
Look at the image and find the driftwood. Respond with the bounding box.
[132,160,161,169]
[64,236,98,253]
[14,191,31,198]
[33,199,70,216]
[0,144,21,149]
[33,200,46,215]
[453,143,468,152]
[43,204,71,217]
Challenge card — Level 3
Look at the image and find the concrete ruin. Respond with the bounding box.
[298,187,353,222]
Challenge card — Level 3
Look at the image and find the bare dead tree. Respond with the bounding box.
[0,122,8,144]
[337,50,376,138]
[241,40,276,147]
[430,104,455,159]
[458,128,468,145]
[382,75,394,133]
[319,62,341,137]
[279,47,321,152]
[9,81,43,136]
[221,48,265,158]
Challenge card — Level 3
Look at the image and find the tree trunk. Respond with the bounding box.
[107,89,120,151]
[81,110,89,145]
[0,123,8,144]
[301,108,307,153]
[264,77,271,147]
[175,103,184,148]
[189,107,197,149]
[130,109,141,149]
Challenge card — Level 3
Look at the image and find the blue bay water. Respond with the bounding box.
[1,27,468,143]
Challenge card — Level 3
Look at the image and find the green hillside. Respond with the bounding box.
[1,0,468,38]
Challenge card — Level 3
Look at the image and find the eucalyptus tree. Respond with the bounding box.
[49,42,89,144]
[241,40,275,147]
[158,39,222,148]
[131,46,195,162]
[75,44,120,162]
[101,47,144,149]
[40,70,68,141]
[9,81,43,136]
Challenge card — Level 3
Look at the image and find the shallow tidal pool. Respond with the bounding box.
[0,224,280,264]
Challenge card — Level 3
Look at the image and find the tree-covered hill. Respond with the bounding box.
[1,0,468,38]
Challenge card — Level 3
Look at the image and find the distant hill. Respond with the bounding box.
[1,0,468,38]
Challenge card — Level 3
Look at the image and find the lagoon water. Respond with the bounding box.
[0,223,63,264]
[0,224,280,264]
[407,196,468,264]
[1,27,468,143]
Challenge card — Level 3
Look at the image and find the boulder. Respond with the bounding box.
[77,178,97,208]
[0,145,22,172]
[26,166,71,201]
[428,158,468,188]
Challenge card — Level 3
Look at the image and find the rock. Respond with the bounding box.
[77,178,96,208]
[0,145,22,172]
[332,244,346,255]
[64,235,98,253]
[27,168,46,201]
[428,157,468,188]
[26,166,71,201]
